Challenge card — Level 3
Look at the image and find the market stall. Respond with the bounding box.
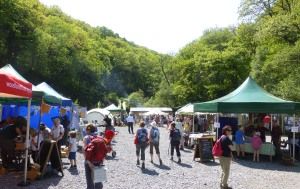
[0,65,61,129]
[36,82,73,128]
[193,76,300,162]
[104,104,125,126]
[0,71,32,186]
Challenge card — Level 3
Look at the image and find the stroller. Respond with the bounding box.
[103,129,117,158]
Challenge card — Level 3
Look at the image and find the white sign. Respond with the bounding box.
[291,126,299,133]
[214,122,220,128]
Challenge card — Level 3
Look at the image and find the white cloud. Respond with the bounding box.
[39,0,241,53]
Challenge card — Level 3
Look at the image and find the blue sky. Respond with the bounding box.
[40,0,241,54]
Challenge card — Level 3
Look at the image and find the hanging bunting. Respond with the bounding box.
[60,107,67,115]
[41,103,51,114]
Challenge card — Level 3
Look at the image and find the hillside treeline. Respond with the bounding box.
[150,0,300,107]
[0,0,164,107]
[1,0,300,108]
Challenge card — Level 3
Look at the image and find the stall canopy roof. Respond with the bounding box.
[194,76,300,114]
[0,64,61,105]
[130,107,172,113]
[0,72,32,99]
[104,104,122,112]
[176,103,194,115]
[36,82,72,106]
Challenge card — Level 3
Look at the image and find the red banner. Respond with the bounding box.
[0,73,32,98]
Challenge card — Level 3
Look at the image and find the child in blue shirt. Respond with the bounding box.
[235,125,245,157]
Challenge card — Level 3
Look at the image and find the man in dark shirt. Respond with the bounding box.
[271,123,282,158]
[257,124,268,142]
[104,115,112,126]
[0,116,27,168]
[220,125,233,189]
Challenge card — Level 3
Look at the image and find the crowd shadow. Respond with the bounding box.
[30,171,63,188]
[199,161,219,166]
[105,156,119,161]
[176,162,193,168]
[234,158,300,173]
[153,163,171,170]
[141,168,159,176]
[67,167,79,175]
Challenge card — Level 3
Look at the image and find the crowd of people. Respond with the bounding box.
[1,111,299,189]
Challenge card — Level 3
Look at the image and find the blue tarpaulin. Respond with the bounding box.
[1,105,71,129]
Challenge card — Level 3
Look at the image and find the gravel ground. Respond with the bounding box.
[1,125,300,189]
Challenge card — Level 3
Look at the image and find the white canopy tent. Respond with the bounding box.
[104,104,122,112]
[86,108,113,126]
[143,110,169,116]
[175,103,194,115]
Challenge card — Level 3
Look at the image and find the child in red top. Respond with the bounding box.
[251,132,263,162]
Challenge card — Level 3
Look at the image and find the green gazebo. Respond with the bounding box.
[194,76,300,114]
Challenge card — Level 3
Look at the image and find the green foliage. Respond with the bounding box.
[2,0,300,109]
[128,90,147,107]
[0,0,164,108]
[149,28,252,107]
[150,0,300,107]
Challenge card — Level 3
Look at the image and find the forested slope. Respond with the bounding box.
[1,0,300,109]
[150,0,300,107]
[0,0,164,107]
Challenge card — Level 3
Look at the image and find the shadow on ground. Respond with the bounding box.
[200,161,219,166]
[153,163,171,170]
[106,156,119,161]
[67,167,79,175]
[141,168,159,175]
[176,162,193,168]
[234,157,300,172]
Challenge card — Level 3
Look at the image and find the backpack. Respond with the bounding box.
[137,128,148,144]
[212,135,224,157]
[151,127,159,144]
[85,135,108,163]
[171,129,181,142]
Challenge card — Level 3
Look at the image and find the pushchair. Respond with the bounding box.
[103,129,117,158]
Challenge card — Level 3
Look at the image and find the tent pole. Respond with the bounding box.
[21,99,31,186]
[270,114,273,132]
[36,98,44,152]
[216,114,219,138]
[281,114,284,135]
[69,105,74,130]
[293,114,296,163]
[192,114,195,133]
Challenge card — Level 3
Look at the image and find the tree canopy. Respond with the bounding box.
[1,0,300,109]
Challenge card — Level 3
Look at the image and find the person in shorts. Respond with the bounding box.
[149,121,162,165]
[135,121,148,169]
[68,131,77,168]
